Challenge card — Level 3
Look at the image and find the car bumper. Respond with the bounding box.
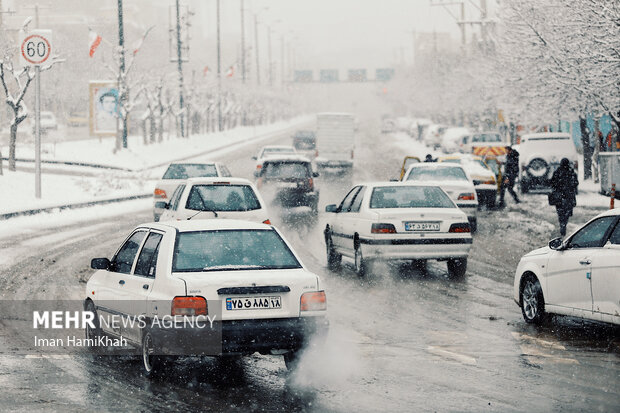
[152,316,328,356]
[315,159,353,168]
[359,237,472,260]
[275,190,319,208]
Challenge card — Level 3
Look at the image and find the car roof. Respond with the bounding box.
[408,162,466,170]
[261,145,295,150]
[521,132,571,139]
[169,161,217,166]
[148,219,272,232]
[595,208,620,218]
[359,181,448,188]
[184,177,253,185]
[262,154,312,163]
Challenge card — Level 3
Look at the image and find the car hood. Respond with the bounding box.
[524,246,550,257]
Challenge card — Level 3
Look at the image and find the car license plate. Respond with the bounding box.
[226,296,282,310]
[405,221,440,231]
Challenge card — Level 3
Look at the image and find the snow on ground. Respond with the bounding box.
[0,116,312,215]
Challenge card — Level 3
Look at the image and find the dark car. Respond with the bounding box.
[257,156,320,212]
[292,130,317,160]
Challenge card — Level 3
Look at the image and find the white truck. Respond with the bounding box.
[315,112,355,170]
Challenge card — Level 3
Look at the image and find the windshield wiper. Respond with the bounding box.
[202,265,267,271]
[187,208,218,220]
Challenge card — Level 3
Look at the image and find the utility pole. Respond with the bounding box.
[430,0,466,55]
[217,0,222,131]
[267,25,272,87]
[254,13,260,85]
[116,0,128,148]
[175,0,185,137]
[240,0,246,83]
[34,5,41,198]
[280,35,285,87]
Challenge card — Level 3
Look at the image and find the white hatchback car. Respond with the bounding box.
[153,162,232,221]
[252,145,297,174]
[85,219,328,376]
[403,163,479,232]
[324,182,472,277]
[514,208,620,326]
[159,177,270,224]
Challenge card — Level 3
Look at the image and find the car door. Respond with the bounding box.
[160,184,186,221]
[339,186,367,256]
[545,216,617,316]
[99,229,148,336]
[122,230,164,343]
[331,186,361,252]
[590,217,620,323]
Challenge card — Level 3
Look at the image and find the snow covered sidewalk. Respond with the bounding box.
[0,116,312,218]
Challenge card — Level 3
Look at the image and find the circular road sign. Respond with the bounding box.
[21,33,52,65]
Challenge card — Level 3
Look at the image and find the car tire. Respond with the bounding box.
[84,300,102,348]
[520,276,547,324]
[447,258,467,278]
[283,350,300,370]
[141,330,165,378]
[354,243,368,277]
[325,232,342,271]
[526,158,549,178]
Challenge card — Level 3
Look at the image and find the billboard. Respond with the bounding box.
[375,68,395,82]
[294,70,313,83]
[89,81,119,135]
[320,69,339,83]
[348,69,367,82]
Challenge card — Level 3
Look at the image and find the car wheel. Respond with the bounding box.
[325,232,342,271]
[526,158,549,178]
[283,350,300,370]
[354,243,368,277]
[84,300,102,348]
[142,330,164,378]
[447,258,467,278]
[520,276,546,324]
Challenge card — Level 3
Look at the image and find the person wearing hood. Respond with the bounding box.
[550,158,579,236]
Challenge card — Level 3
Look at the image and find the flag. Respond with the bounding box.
[89,30,102,58]
[132,26,154,56]
[225,65,234,78]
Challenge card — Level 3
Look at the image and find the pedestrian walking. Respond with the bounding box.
[498,146,520,208]
[550,158,579,236]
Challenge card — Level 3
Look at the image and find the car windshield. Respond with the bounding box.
[441,159,461,164]
[163,164,218,179]
[172,229,302,272]
[473,133,502,143]
[370,186,455,209]
[263,162,310,178]
[406,167,468,182]
[186,184,261,211]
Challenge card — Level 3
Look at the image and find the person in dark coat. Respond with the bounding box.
[498,146,520,208]
[424,154,435,162]
[550,158,579,236]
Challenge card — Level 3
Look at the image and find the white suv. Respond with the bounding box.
[518,133,578,193]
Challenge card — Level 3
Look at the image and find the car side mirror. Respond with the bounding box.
[548,237,564,251]
[325,204,338,213]
[251,156,257,160]
[154,201,169,210]
[91,257,111,270]
[313,171,320,178]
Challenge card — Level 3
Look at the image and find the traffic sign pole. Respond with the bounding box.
[35,65,41,198]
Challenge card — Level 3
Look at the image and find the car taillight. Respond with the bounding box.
[449,223,471,233]
[262,219,271,225]
[458,193,475,200]
[172,296,208,316]
[256,164,262,170]
[308,178,314,190]
[483,179,495,185]
[300,291,326,311]
[154,188,167,199]
[371,223,396,233]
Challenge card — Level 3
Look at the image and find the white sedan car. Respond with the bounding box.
[514,208,620,326]
[153,162,232,221]
[85,219,328,376]
[252,145,297,174]
[403,163,479,232]
[324,182,472,277]
[439,155,498,208]
[159,177,271,224]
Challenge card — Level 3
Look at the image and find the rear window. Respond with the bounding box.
[473,133,501,143]
[293,136,316,150]
[173,230,302,272]
[262,147,296,156]
[370,186,455,209]
[262,162,310,178]
[163,164,218,179]
[186,184,261,212]
[406,167,468,182]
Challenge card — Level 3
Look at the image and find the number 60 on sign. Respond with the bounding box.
[19,30,53,67]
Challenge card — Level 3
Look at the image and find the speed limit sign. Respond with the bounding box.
[20,30,52,66]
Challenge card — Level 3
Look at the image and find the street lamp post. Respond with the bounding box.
[240,0,245,83]
[217,0,222,131]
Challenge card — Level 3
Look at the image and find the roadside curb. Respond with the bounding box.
[0,193,151,221]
